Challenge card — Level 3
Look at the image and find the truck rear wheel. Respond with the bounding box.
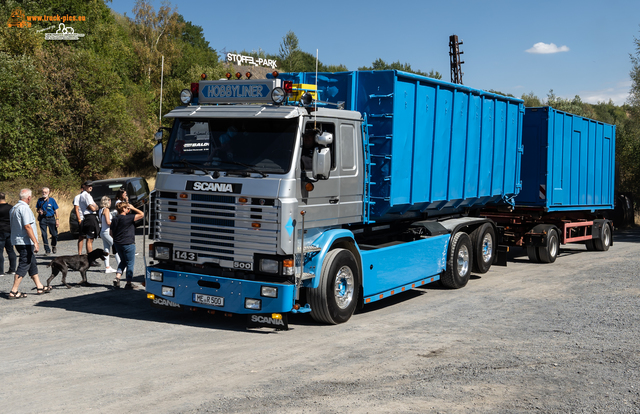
[537,228,559,263]
[593,223,612,251]
[441,232,472,289]
[471,223,495,274]
[309,248,360,325]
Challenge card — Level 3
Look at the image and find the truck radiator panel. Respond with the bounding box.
[153,194,279,264]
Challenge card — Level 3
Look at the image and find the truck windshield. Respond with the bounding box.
[162,118,298,174]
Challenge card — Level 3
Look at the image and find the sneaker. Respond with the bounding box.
[6,271,15,275]
[105,267,117,274]
[45,252,51,256]
[52,246,57,254]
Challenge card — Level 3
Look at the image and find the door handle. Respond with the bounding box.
[329,198,339,204]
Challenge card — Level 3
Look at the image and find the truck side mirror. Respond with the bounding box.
[312,148,331,180]
[154,130,163,141]
[152,143,163,169]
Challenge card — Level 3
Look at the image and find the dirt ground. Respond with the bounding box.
[1,228,639,413]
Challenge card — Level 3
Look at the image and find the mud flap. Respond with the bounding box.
[493,245,509,267]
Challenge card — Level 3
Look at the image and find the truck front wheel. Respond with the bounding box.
[309,248,360,325]
[441,232,472,289]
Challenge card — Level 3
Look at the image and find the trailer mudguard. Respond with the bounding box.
[302,229,359,289]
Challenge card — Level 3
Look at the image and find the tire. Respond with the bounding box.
[470,223,496,274]
[308,248,360,325]
[441,232,473,289]
[593,223,612,251]
[526,246,540,263]
[585,239,596,251]
[537,228,559,263]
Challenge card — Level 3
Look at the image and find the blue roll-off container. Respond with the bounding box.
[517,107,615,212]
[274,71,524,222]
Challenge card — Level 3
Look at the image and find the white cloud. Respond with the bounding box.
[526,42,570,54]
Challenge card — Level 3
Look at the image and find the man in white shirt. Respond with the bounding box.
[73,184,85,255]
[76,181,99,255]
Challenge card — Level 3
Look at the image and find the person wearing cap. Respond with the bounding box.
[77,181,99,256]
[0,192,17,277]
[36,187,59,255]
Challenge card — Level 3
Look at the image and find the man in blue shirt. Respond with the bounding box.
[36,187,59,255]
[9,188,50,298]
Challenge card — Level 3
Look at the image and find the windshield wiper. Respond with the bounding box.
[167,159,211,176]
[217,160,267,177]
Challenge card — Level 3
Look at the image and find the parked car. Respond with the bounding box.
[69,177,151,236]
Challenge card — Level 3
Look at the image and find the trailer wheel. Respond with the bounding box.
[526,246,540,263]
[441,232,472,289]
[471,223,495,274]
[585,240,596,251]
[537,228,559,263]
[308,248,359,325]
[593,223,612,251]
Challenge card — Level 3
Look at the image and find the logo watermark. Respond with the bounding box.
[44,23,85,41]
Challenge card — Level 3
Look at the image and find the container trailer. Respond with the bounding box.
[145,70,524,328]
[483,107,615,263]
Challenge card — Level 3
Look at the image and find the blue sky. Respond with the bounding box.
[108,0,640,105]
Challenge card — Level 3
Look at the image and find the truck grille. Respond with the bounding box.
[153,192,279,264]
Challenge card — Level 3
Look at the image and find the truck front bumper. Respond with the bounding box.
[146,267,296,314]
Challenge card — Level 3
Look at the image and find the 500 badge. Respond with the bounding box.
[233,261,252,270]
[174,250,198,262]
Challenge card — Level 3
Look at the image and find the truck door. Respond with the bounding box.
[297,119,364,227]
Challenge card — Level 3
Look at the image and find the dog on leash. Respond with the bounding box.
[46,249,110,289]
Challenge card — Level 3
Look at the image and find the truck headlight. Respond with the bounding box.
[155,245,171,260]
[149,271,163,282]
[259,259,279,274]
[245,298,262,310]
[162,286,174,297]
[261,286,278,298]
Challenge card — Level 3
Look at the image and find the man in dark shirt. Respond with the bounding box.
[36,187,59,255]
[0,192,17,276]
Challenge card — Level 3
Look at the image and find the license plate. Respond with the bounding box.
[174,250,198,262]
[193,293,224,307]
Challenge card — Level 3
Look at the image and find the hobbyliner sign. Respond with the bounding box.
[198,79,282,104]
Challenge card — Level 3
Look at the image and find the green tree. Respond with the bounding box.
[617,32,640,207]
[278,30,301,72]
[521,92,543,107]
[358,58,442,79]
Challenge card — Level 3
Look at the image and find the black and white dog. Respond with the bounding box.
[46,249,109,289]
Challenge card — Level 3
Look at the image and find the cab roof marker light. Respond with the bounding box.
[272,71,279,78]
[235,72,242,79]
[190,82,199,97]
[245,72,252,79]
[225,72,232,80]
[201,73,207,80]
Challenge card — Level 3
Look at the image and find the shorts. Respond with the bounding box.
[15,244,38,277]
[81,214,100,239]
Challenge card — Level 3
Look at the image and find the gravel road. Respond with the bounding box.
[1,228,639,413]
